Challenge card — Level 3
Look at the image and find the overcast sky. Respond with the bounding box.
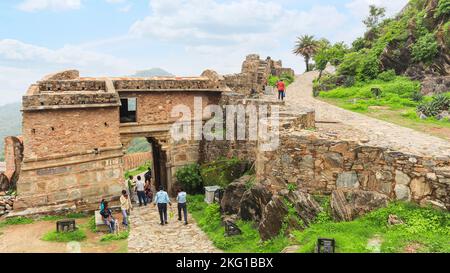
[0,0,409,105]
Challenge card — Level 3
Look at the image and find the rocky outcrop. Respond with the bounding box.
[221,175,252,215]
[258,190,321,240]
[331,189,389,221]
[238,183,272,222]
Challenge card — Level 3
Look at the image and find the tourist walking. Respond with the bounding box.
[120,190,132,227]
[135,175,147,206]
[145,181,153,204]
[177,187,188,225]
[276,79,286,101]
[154,186,171,225]
[100,201,116,233]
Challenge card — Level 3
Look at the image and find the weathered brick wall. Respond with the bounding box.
[119,91,221,125]
[15,153,124,211]
[114,79,222,90]
[123,152,152,171]
[38,80,106,92]
[23,93,120,108]
[256,132,450,210]
[22,107,122,160]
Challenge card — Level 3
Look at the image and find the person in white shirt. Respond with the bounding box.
[176,188,188,225]
[135,176,147,206]
[154,186,171,225]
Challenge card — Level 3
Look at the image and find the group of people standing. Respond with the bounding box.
[99,167,189,233]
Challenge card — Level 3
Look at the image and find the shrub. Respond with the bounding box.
[287,183,297,192]
[435,0,450,18]
[411,91,424,102]
[338,51,365,76]
[200,158,249,188]
[42,229,87,242]
[175,164,203,193]
[411,33,439,63]
[377,69,397,81]
[417,101,441,117]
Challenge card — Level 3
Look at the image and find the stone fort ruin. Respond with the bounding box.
[10,54,295,214]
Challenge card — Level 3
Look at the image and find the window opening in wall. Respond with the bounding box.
[120,97,137,123]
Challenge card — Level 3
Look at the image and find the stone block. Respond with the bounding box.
[394,184,411,201]
[336,171,359,189]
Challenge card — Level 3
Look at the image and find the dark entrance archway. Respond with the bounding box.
[147,137,168,192]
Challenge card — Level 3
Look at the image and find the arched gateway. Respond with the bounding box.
[14,70,226,211]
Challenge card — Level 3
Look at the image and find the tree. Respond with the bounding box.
[363,5,386,29]
[293,35,319,72]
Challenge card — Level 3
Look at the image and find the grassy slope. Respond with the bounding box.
[189,194,449,253]
[318,77,450,141]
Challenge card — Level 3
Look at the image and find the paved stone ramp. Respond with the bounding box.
[127,204,220,253]
[286,72,450,158]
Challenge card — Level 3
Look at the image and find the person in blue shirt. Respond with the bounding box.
[176,187,188,225]
[154,186,171,225]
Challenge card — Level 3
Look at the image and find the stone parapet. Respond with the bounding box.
[256,130,450,210]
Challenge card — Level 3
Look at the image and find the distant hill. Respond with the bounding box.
[0,102,21,161]
[130,68,174,77]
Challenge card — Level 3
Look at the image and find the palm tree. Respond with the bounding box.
[293,35,319,72]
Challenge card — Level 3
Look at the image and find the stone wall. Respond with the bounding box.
[14,152,124,211]
[199,140,257,164]
[118,91,222,125]
[123,152,152,171]
[256,131,450,210]
[4,136,23,188]
[224,54,294,95]
[22,107,121,160]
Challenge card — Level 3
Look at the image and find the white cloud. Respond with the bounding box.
[0,39,135,104]
[17,0,81,12]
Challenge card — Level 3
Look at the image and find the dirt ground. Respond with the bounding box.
[0,215,127,253]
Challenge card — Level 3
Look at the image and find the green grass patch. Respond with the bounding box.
[40,213,87,221]
[0,217,34,229]
[41,229,87,242]
[124,161,152,178]
[293,202,450,253]
[188,195,290,253]
[100,230,129,242]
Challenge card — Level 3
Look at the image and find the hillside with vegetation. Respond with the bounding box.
[301,0,450,139]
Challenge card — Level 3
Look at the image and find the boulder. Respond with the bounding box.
[238,183,272,222]
[258,190,321,241]
[331,189,389,222]
[220,175,251,215]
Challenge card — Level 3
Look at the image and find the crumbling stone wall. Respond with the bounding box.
[256,131,450,210]
[4,136,23,189]
[224,54,294,95]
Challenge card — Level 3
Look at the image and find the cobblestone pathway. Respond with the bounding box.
[127,204,220,253]
[285,72,450,158]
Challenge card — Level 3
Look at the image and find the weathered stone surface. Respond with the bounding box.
[395,170,410,185]
[410,178,432,200]
[331,189,389,221]
[258,190,321,240]
[336,171,359,188]
[239,183,272,222]
[221,175,251,215]
[394,184,411,201]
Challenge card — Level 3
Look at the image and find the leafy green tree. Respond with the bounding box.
[175,164,203,193]
[293,35,319,72]
[363,5,386,29]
